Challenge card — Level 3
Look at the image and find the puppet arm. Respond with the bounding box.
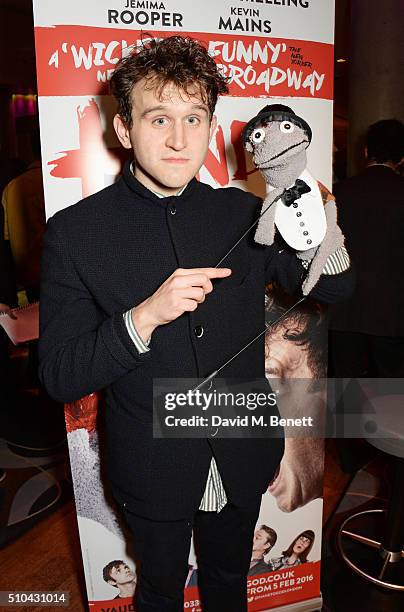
[296,193,351,295]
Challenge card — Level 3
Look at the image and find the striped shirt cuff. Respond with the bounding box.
[199,456,228,513]
[123,309,150,353]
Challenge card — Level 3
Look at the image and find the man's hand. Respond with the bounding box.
[131,267,232,343]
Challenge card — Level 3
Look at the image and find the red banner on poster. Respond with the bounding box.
[35,26,333,100]
[89,597,135,612]
[183,561,321,612]
[87,562,321,611]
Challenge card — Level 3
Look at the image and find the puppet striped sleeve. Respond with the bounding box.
[301,245,350,274]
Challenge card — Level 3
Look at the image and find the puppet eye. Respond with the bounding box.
[280,121,294,133]
[250,128,266,144]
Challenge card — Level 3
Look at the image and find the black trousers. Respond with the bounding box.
[122,496,262,612]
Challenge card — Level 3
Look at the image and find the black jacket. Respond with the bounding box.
[39,162,353,519]
[330,165,404,336]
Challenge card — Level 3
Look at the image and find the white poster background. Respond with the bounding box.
[34,0,334,43]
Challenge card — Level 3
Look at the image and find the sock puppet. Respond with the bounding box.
[243,104,347,295]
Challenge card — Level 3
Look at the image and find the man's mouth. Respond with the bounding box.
[162,158,189,163]
[256,140,308,168]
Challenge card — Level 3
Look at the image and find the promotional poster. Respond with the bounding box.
[33,0,334,609]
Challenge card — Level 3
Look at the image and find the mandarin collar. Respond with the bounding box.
[122,160,198,208]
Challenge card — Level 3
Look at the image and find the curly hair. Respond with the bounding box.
[265,288,327,379]
[110,35,229,127]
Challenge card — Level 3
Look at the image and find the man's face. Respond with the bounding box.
[114,79,217,196]
[253,529,271,556]
[109,563,135,586]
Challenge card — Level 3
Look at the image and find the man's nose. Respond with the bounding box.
[166,120,186,150]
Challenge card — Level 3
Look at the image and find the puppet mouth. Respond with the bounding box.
[256,140,308,168]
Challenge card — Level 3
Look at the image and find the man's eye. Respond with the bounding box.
[187,116,200,125]
[280,121,294,133]
[153,117,168,126]
[251,129,265,144]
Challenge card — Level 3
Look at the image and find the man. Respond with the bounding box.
[330,119,404,377]
[2,132,45,387]
[2,130,45,303]
[0,201,17,484]
[39,36,352,612]
[103,560,136,599]
[248,525,277,576]
[0,158,23,412]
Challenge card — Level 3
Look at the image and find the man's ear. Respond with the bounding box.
[113,114,132,149]
[209,115,218,143]
[245,141,253,153]
[107,579,117,587]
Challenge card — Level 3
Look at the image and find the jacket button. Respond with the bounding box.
[194,325,204,338]
[170,204,176,215]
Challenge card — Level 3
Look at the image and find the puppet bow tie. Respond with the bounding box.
[281,179,311,206]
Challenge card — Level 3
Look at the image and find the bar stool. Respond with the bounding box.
[336,394,404,590]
